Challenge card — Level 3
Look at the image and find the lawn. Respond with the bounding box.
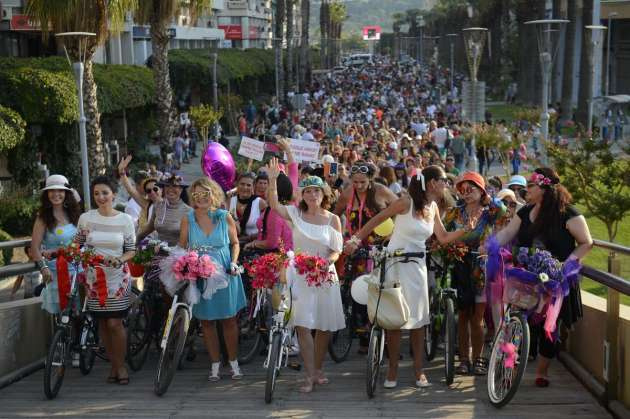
[487,103,527,122]
[578,205,630,306]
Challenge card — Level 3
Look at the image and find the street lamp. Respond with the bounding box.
[525,19,568,165]
[462,27,488,173]
[605,12,618,96]
[586,25,607,136]
[446,33,458,96]
[416,15,425,64]
[55,32,96,211]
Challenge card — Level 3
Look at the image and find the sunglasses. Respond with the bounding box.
[145,186,160,194]
[191,190,211,199]
[502,199,517,209]
[350,165,370,174]
[459,186,477,195]
[437,177,449,182]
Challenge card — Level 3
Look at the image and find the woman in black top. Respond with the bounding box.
[494,167,593,388]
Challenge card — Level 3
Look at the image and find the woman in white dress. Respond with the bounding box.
[266,158,345,393]
[345,166,471,388]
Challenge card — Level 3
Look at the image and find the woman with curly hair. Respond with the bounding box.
[494,167,593,387]
[30,175,82,314]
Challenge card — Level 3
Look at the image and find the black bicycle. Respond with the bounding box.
[365,248,426,399]
[425,253,457,385]
[328,248,371,363]
[43,260,105,399]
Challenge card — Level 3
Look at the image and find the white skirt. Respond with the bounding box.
[387,258,430,330]
[287,265,346,332]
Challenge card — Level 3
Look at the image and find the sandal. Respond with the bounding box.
[473,357,488,376]
[314,370,329,385]
[456,360,471,375]
[535,377,550,388]
[298,376,314,393]
[117,376,130,385]
[106,375,118,384]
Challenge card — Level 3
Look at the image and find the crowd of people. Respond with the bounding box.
[23,55,594,394]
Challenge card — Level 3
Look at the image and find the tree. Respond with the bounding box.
[189,104,222,144]
[575,0,594,129]
[285,0,295,94]
[328,1,346,67]
[299,0,312,88]
[275,0,286,101]
[392,12,404,60]
[319,0,329,68]
[26,0,133,176]
[560,0,582,124]
[549,139,630,242]
[134,0,212,154]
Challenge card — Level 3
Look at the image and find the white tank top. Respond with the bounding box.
[230,196,261,236]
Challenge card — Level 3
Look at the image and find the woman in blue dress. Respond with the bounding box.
[30,175,82,314]
[178,177,246,382]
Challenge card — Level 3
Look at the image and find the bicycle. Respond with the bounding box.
[43,260,106,399]
[127,255,170,372]
[154,280,195,396]
[424,253,457,385]
[238,287,272,364]
[365,248,426,399]
[264,283,293,404]
[328,248,371,363]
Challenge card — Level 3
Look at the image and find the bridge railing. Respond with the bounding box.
[560,239,630,419]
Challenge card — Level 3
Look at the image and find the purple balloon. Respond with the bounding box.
[201,142,236,191]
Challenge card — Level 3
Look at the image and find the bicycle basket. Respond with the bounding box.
[503,268,541,310]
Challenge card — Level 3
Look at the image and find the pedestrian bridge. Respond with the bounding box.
[0,239,629,419]
[0,342,611,419]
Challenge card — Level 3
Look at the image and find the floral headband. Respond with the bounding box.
[529,173,554,187]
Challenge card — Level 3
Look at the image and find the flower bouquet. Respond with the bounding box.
[129,239,162,276]
[429,240,469,264]
[159,247,228,305]
[291,252,335,288]
[244,252,289,290]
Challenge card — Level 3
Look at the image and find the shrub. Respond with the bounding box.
[0,104,26,152]
[0,229,12,266]
[0,195,40,237]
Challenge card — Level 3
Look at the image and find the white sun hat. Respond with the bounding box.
[41,174,72,191]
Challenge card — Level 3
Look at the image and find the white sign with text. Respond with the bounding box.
[237,136,265,161]
[289,138,320,163]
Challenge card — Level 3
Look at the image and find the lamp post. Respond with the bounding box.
[462,27,488,173]
[525,19,568,165]
[586,25,607,136]
[211,47,219,139]
[55,32,96,211]
[446,33,458,96]
[416,15,425,64]
[605,12,618,96]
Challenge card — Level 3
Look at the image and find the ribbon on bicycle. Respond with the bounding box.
[56,252,71,311]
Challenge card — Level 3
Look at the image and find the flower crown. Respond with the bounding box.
[529,172,554,187]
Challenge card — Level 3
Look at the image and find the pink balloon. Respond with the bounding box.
[201,142,236,191]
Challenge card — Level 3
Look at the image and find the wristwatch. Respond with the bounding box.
[35,259,47,271]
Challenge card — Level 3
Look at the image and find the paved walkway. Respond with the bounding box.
[0,338,611,418]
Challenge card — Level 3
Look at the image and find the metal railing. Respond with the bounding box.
[571,239,630,417]
[0,239,35,279]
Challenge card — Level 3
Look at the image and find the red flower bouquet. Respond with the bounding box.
[244,253,288,290]
[292,253,335,288]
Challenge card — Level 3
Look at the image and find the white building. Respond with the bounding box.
[215,0,272,49]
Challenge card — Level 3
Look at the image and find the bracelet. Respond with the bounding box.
[35,259,46,270]
[349,235,361,246]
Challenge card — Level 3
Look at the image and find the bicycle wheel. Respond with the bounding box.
[328,293,353,362]
[79,321,97,376]
[424,290,439,362]
[487,312,530,408]
[238,303,263,365]
[366,327,383,399]
[264,332,282,404]
[178,319,198,370]
[44,328,67,400]
[127,297,151,371]
[444,296,456,385]
[154,307,189,396]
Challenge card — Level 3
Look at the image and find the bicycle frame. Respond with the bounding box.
[263,285,292,370]
[160,290,193,350]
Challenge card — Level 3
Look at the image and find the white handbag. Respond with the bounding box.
[366,271,410,330]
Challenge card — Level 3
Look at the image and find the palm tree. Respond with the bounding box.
[26,0,133,176]
[328,1,346,67]
[319,0,329,69]
[576,0,594,128]
[560,0,581,123]
[392,12,405,61]
[134,0,212,152]
[299,0,311,87]
[274,0,286,102]
[285,0,295,94]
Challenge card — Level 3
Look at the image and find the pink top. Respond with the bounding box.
[254,162,299,251]
[256,209,293,250]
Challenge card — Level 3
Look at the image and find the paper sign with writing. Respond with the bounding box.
[237,136,265,161]
[289,138,320,163]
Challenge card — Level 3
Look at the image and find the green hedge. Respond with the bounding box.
[0,56,155,123]
[0,104,26,152]
[0,229,12,266]
[168,48,276,92]
[0,195,39,237]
